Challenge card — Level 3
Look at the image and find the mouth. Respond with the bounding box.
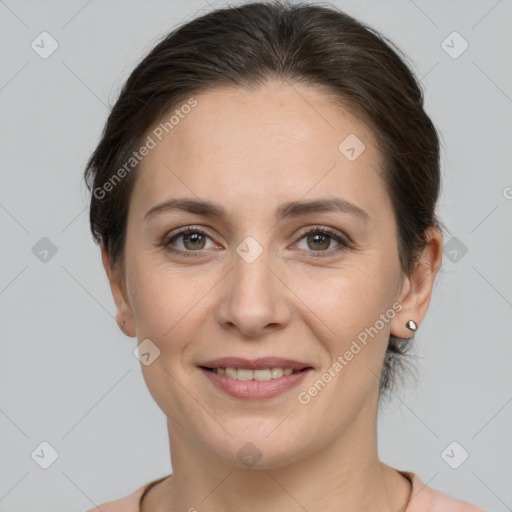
[199,366,311,380]
[197,357,314,399]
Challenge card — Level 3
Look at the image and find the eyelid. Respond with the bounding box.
[293,225,353,246]
[162,225,214,244]
[289,225,352,257]
[162,224,353,257]
[162,225,220,257]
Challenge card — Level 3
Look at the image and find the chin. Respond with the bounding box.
[200,424,309,470]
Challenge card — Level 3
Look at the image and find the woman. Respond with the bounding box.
[84,1,484,510]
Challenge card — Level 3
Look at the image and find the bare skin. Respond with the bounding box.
[102,80,443,512]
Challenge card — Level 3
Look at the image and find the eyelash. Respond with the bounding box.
[162,225,352,259]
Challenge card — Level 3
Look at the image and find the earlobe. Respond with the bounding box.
[390,227,443,339]
[100,239,136,338]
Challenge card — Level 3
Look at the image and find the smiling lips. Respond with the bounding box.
[199,356,312,371]
[211,367,297,380]
[199,356,313,399]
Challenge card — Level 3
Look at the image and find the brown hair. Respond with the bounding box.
[84,0,442,397]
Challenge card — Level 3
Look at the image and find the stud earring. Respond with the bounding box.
[406,320,417,331]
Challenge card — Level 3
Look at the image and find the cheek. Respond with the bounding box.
[126,259,207,420]
[126,253,195,339]
[298,263,390,333]
[294,259,397,383]
[126,254,219,373]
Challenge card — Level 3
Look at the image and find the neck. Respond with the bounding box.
[148,405,411,512]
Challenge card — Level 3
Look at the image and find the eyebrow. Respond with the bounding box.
[144,197,370,223]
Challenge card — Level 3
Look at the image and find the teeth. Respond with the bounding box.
[213,367,297,380]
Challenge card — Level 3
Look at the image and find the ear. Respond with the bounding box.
[100,239,136,338]
[390,227,443,338]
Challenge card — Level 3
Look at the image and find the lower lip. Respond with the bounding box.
[200,367,312,399]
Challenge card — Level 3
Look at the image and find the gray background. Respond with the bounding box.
[1,0,511,510]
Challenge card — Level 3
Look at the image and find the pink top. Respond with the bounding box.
[87,471,486,511]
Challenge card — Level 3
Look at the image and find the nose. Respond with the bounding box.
[215,242,291,338]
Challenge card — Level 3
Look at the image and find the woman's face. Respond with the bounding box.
[105,81,431,468]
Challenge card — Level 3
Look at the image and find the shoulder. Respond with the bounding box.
[85,484,148,512]
[85,485,147,512]
[85,475,170,512]
[429,485,487,512]
[401,471,487,512]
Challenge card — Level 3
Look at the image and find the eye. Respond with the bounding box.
[293,226,351,257]
[163,226,218,257]
[162,225,351,258]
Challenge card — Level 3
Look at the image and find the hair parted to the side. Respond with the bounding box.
[84,0,442,399]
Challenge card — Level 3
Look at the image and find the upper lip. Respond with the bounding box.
[199,357,313,371]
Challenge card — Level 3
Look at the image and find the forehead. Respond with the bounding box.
[131,81,388,223]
